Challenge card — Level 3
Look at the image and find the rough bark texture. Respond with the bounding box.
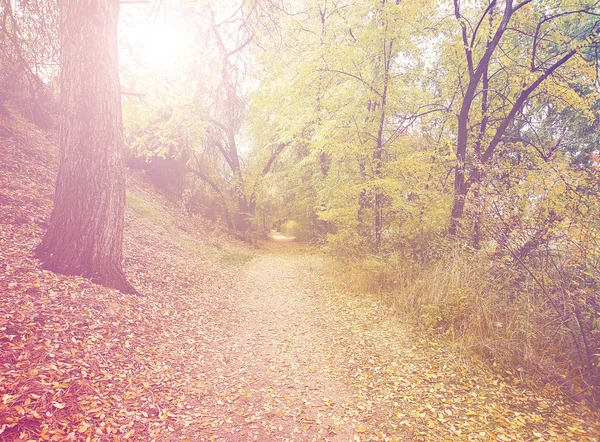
[35,0,136,294]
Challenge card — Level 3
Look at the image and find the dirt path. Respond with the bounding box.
[191,240,600,442]
[218,243,357,441]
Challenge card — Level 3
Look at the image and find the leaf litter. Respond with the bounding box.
[1,113,600,441]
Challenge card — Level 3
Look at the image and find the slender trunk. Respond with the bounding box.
[225,126,251,232]
[373,37,392,251]
[188,167,234,230]
[236,196,251,232]
[472,184,482,249]
[449,80,476,235]
[573,305,597,378]
[316,4,331,176]
[234,175,250,232]
[450,0,513,234]
[35,0,135,294]
[357,161,369,237]
[472,57,489,249]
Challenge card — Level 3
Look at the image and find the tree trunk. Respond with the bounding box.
[472,184,482,249]
[236,193,252,233]
[448,77,475,236]
[35,0,136,294]
[373,36,392,252]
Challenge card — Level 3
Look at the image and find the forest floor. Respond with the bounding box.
[2,112,600,441]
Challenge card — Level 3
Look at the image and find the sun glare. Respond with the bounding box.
[139,23,190,71]
[121,11,194,77]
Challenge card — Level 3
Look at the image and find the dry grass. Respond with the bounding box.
[331,242,598,405]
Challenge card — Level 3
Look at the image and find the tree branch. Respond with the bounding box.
[479,48,577,165]
[454,0,474,76]
[319,68,382,97]
[261,142,289,176]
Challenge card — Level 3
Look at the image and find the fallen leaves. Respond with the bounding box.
[2,113,600,441]
[0,115,238,441]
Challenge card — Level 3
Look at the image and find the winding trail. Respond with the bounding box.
[221,242,357,441]
[186,239,415,441]
[183,239,600,441]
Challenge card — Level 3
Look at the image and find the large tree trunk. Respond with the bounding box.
[35,0,136,294]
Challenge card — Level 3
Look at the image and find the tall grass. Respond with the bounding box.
[333,240,599,406]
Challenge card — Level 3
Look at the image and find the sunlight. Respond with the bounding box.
[5,0,600,438]
[121,11,195,76]
[270,231,296,241]
[138,22,190,71]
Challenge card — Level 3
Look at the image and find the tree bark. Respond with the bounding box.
[373,36,392,252]
[35,0,136,294]
[449,0,513,235]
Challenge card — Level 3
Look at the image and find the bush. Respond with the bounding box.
[333,232,600,406]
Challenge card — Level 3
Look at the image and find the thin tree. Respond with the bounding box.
[448,0,599,237]
[35,0,136,294]
[189,1,288,235]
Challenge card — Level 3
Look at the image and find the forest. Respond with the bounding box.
[1,0,600,440]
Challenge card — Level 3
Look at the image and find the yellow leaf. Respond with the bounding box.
[52,402,66,409]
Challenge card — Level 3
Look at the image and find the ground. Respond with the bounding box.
[1,112,600,441]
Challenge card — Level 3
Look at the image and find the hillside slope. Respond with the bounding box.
[0,111,248,441]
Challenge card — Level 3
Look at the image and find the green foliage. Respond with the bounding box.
[118,0,600,404]
[123,91,206,162]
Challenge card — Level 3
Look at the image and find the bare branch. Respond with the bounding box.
[319,68,382,97]
[478,47,577,166]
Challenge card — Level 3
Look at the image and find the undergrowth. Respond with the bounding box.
[219,251,254,265]
[332,240,600,408]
